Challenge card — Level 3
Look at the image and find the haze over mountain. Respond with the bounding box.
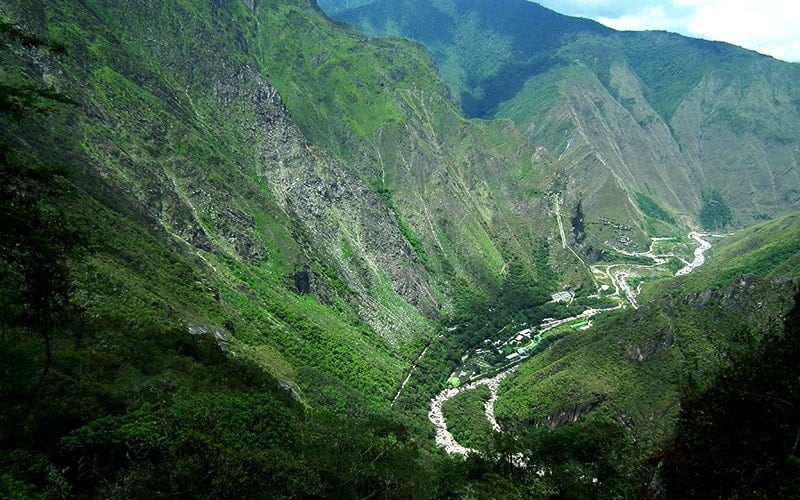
[1,0,799,497]
[323,0,800,63]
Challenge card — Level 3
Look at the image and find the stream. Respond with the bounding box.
[427,231,716,455]
[428,368,518,455]
[675,232,713,276]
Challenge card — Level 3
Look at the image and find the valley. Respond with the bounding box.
[2,0,800,497]
[430,229,717,454]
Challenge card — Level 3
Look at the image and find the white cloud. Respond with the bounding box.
[536,0,647,18]
[596,5,677,32]
[533,0,800,62]
[677,0,800,61]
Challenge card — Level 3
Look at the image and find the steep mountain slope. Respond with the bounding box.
[659,288,800,498]
[0,0,564,494]
[3,1,800,496]
[256,1,566,298]
[2,0,424,412]
[0,0,574,416]
[330,0,800,249]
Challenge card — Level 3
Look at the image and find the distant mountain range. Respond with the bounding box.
[329,0,800,247]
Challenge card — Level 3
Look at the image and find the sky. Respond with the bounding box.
[533,0,800,63]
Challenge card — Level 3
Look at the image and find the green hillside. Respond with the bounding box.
[495,211,800,456]
[1,0,433,410]
[644,212,800,299]
[0,0,569,406]
[0,0,567,495]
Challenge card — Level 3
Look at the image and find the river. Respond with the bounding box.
[427,231,716,455]
[675,232,713,276]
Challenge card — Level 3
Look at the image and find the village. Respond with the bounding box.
[446,291,601,388]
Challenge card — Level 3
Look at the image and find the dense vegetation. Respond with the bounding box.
[441,385,494,449]
[0,5,609,496]
[635,192,676,224]
[661,291,800,497]
[334,0,610,119]
[0,13,431,497]
[493,218,800,495]
[0,315,441,497]
[699,189,734,230]
[2,0,800,497]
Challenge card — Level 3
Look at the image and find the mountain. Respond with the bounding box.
[330,0,800,249]
[2,0,800,497]
[0,0,571,403]
[0,0,574,494]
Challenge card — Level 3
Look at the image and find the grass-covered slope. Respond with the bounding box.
[0,1,619,491]
[0,16,437,497]
[1,0,438,414]
[256,1,566,301]
[3,2,800,496]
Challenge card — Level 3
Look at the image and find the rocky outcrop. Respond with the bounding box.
[188,323,231,352]
[628,326,674,362]
[217,207,267,265]
[141,179,208,251]
[543,394,607,429]
[681,274,797,324]
[211,65,440,338]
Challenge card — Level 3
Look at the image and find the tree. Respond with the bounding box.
[660,291,800,497]
[0,19,80,418]
[698,189,733,230]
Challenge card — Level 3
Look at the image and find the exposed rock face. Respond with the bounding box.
[681,274,797,327]
[628,326,674,362]
[543,395,607,429]
[212,65,440,338]
[188,324,231,351]
[146,184,214,252]
[217,207,267,264]
[17,0,443,343]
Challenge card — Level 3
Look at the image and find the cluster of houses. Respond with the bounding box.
[446,309,595,387]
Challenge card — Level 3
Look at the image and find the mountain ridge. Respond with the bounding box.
[329,0,800,246]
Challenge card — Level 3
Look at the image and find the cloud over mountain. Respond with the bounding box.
[534,0,800,62]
